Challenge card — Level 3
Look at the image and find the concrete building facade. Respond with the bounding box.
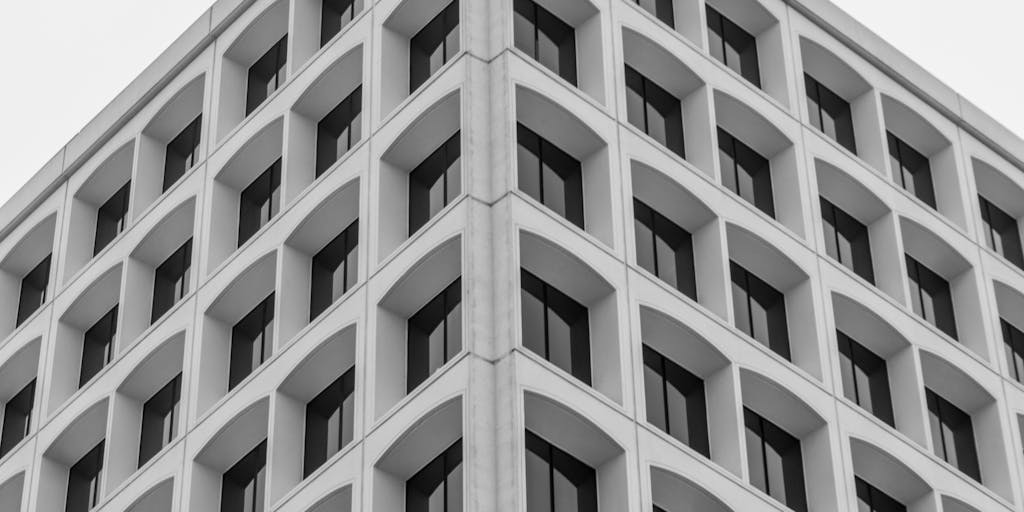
[0,0,1023,510]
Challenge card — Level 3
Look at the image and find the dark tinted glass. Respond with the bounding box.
[633,199,697,300]
[980,196,1024,268]
[517,124,584,228]
[246,36,288,116]
[410,1,460,92]
[837,331,894,426]
[163,115,202,192]
[0,380,34,457]
[625,65,685,158]
[304,367,355,477]
[406,439,462,512]
[139,374,181,467]
[80,306,118,388]
[855,477,907,512]
[525,430,598,512]
[16,254,51,326]
[94,182,131,255]
[229,294,275,390]
[905,255,957,339]
[730,262,790,360]
[152,239,192,323]
[408,278,462,392]
[1002,319,1024,383]
[820,197,875,283]
[744,408,807,512]
[887,132,936,208]
[310,219,359,321]
[409,132,461,235]
[707,6,760,87]
[805,74,856,154]
[321,0,363,47]
[719,128,774,217]
[513,0,577,85]
[221,441,267,512]
[238,160,281,247]
[520,269,591,384]
[642,345,709,455]
[66,441,105,512]
[315,86,362,178]
[635,0,674,26]
[926,388,980,482]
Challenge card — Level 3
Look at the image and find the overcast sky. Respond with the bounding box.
[0,0,1021,208]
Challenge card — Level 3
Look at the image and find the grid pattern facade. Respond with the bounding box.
[0,0,1023,511]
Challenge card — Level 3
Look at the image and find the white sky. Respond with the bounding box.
[0,0,1021,208]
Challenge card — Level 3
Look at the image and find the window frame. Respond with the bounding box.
[1002,319,1024,384]
[138,373,182,468]
[310,219,359,321]
[820,197,875,283]
[245,36,289,116]
[220,440,267,512]
[228,293,276,391]
[633,0,674,27]
[520,269,592,385]
[513,0,578,85]
[744,408,807,512]
[925,388,981,482]
[624,65,685,158]
[855,476,907,512]
[320,0,363,47]
[163,114,202,192]
[888,132,936,209]
[94,181,131,256]
[730,261,790,360]
[633,198,697,300]
[905,254,957,339]
[516,123,585,229]
[16,254,51,326]
[151,239,193,324]
[66,441,105,512]
[303,366,356,477]
[237,159,282,247]
[0,379,34,457]
[315,86,363,178]
[524,429,598,512]
[408,131,461,235]
[409,0,460,93]
[706,5,761,87]
[79,306,119,388]
[979,195,1024,268]
[407,278,462,393]
[719,127,774,217]
[836,330,894,426]
[642,344,709,456]
[804,74,856,154]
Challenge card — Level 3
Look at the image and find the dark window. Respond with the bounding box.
[820,197,874,283]
[634,0,674,26]
[138,374,181,467]
[221,441,267,512]
[151,239,192,324]
[633,199,696,300]
[0,380,34,457]
[855,477,906,512]
[79,306,118,388]
[310,219,359,321]
[719,128,774,217]
[163,115,202,192]
[642,345,709,456]
[409,132,461,235]
[513,0,577,85]
[905,255,957,339]
[837,331,894,426]
[980,196,1024,268]
[517,124,584,228]
[805,74,856,154]
[304,367,355,477]
[625,65,685,158]
[926,388,980,482]
[408,278,462,392]
[525,430,597,512]
[1002,320,1024,383]
[407,439,462,512]
[730,262,790,360]
[888,132,936,208]
[520,269,591,385]
[410,1,459,92]
[66,441,104,512]
[237,159,282,247]
[16,254,50,326]
[315,86,362,178]
[246,36,288,116]
[94,182,131,255]
[229,294,275,390]
[321,0,363,47]
[744,408,807,512]
[706,6,760,87]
